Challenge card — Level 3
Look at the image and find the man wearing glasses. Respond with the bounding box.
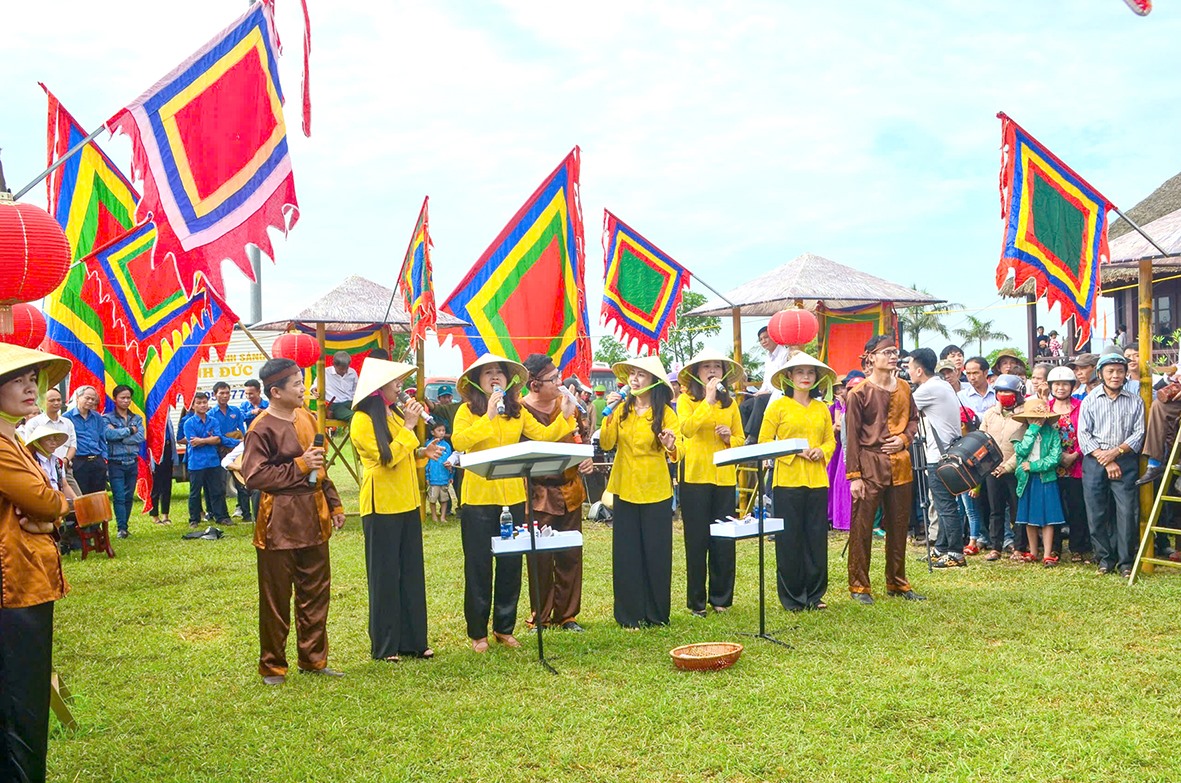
[843,335,925,604]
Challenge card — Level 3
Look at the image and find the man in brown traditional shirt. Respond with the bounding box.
[520,354,594,632]
[844,335,925,604]
[242,358,347,685]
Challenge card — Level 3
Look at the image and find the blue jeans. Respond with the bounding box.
[1081,453,1140,571]
[960,494,986,545]
[930,467,966,556]
[107,460,137,532]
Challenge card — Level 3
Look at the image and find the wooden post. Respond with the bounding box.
[415,341,428,520]
[1139,259,1155,572]
[731,306,742,366]
[1026,293,1037,364]
[316,322,327,434]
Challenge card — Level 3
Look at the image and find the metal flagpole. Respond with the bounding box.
[13,126,106,201]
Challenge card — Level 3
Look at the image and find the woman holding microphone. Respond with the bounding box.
[452,354,577,653]
[676,348,745,617]
[758,353,837,612]
[601,355,680,628]
[350,358,444,662]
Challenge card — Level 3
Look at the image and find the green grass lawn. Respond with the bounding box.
[49,467,1181,782]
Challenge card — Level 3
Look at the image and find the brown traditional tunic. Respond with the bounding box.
[843,378,919,596]
[521,400,586,627]
[241,407,345,677]
[0,437,70,609]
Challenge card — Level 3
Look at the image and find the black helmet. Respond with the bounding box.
[993,374,1024,394]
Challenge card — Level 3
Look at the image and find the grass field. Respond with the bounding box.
[48,466,1181,782]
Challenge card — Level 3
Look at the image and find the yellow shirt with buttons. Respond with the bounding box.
[601,403,681,504]
[677,394,745,486]
[452,403,576,507]
[758,396,835,489]
[350,407,422,516]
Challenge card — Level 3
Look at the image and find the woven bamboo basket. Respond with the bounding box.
[669,642,743,671]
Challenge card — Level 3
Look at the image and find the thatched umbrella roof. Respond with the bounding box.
[1109,171,1181,240]
[687,252,942,317]
[252,275,468,332]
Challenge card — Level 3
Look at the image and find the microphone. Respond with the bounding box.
[493,385,506,415]
[309,433,324,486]
[601,385,631,417]
[559,384,587,413]
[399,392,435,425]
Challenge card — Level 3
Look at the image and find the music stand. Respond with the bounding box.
[714,438,807,647]
[461,441,594,675]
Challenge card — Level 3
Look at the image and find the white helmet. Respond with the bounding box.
[1047,366,1075,384]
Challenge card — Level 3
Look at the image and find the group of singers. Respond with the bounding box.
[1,334,918,781]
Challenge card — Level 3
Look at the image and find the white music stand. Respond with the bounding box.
[462,441,593,674]
[714,438,806,647]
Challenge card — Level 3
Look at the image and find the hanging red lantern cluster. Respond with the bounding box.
[0,303,48,349]
[768,308,819,347]
[272,332,321,369]
[0,192,72,335]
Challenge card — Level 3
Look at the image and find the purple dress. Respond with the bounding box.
[827,398,851,530]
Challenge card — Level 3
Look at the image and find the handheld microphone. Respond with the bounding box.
[601,385,631,417]
[399,392,435,425]
[559,384,587,413]
[493,385,506,415]
[309,433,324,486]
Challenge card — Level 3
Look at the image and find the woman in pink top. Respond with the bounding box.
[1048,366,1090,562]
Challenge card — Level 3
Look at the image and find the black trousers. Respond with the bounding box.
[773,486,829,610]
[460,503,524,639]
[363,511,428,658]
[680,483,736,611]
[188,467,229,523]
[612,497,673,627]
[1058,475,1090,555]
[151,450,174,516]
[72,456,107,496]
[985,473,1018,551]
[0,600,54,783]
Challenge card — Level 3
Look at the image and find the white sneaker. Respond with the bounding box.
[231,509,244,519]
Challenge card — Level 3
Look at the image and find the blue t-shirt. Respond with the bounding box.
[211,404,245,446]
[425,441,453,486]
[239,398,269,430]
[183,413,234,471]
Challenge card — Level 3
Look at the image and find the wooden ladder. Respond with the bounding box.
[1130,429,1181,584]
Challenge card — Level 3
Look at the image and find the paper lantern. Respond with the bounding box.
[0,192,72,334]
[0,303,47,349]
[272,332,321,369]
[768,309,819,347]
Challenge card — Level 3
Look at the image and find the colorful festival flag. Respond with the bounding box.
[106,0,300,299]
[441,149,591,380]
[295,323,389,372]
[397,197,436,349]
[600,211,691,356]
[996,113,1112,345]
[42,89,141,397]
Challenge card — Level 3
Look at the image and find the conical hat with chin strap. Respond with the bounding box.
[612,355,671,391]
[677,347,745,390]
[457,353,528,398]
[0,344,72,409]
[352,358,418,410]
[771,352,837,394]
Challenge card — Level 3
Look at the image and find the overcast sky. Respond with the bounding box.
[6,0,1179,374]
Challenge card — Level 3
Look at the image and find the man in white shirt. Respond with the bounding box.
[320,351,358,421]
[744,326,791,444]
[908,348,967,567]
[24,388,80,494]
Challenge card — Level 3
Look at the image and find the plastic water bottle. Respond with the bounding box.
[499,506,513,539]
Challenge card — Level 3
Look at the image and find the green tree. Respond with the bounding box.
[898,287,963,349]
[660,291,721,366]
[954,315,1011,356]
[740,349,764,384]
[593,335,630,365]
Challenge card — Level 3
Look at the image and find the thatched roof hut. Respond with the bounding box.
[686,252,941,317]
[252,275,467,332]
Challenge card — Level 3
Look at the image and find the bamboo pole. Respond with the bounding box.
[237,322,271,360]
[316,322,327,434]
[415,340,428,522]
[1138,259,1155,572]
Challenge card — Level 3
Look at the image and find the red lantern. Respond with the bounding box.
[768,309,819,347]
[0,192,72,334]
[272,332,321,369]
[0,303,47,349]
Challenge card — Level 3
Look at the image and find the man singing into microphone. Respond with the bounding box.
[241,358,348,685]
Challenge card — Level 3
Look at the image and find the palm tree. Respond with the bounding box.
[898,288,964,349]
[954,315,1011,356]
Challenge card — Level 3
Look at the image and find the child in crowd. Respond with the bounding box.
[424,421,453,522]
[1012,400,1065,566]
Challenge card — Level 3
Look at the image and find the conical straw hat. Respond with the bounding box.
[352,358,417,410]
[771,351,837,394]
[0,344,71,391]
[677,347,745,389]
[612,355,671,391]
[457,353,528,397]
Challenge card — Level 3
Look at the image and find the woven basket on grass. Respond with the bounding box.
[669,642,743,671]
